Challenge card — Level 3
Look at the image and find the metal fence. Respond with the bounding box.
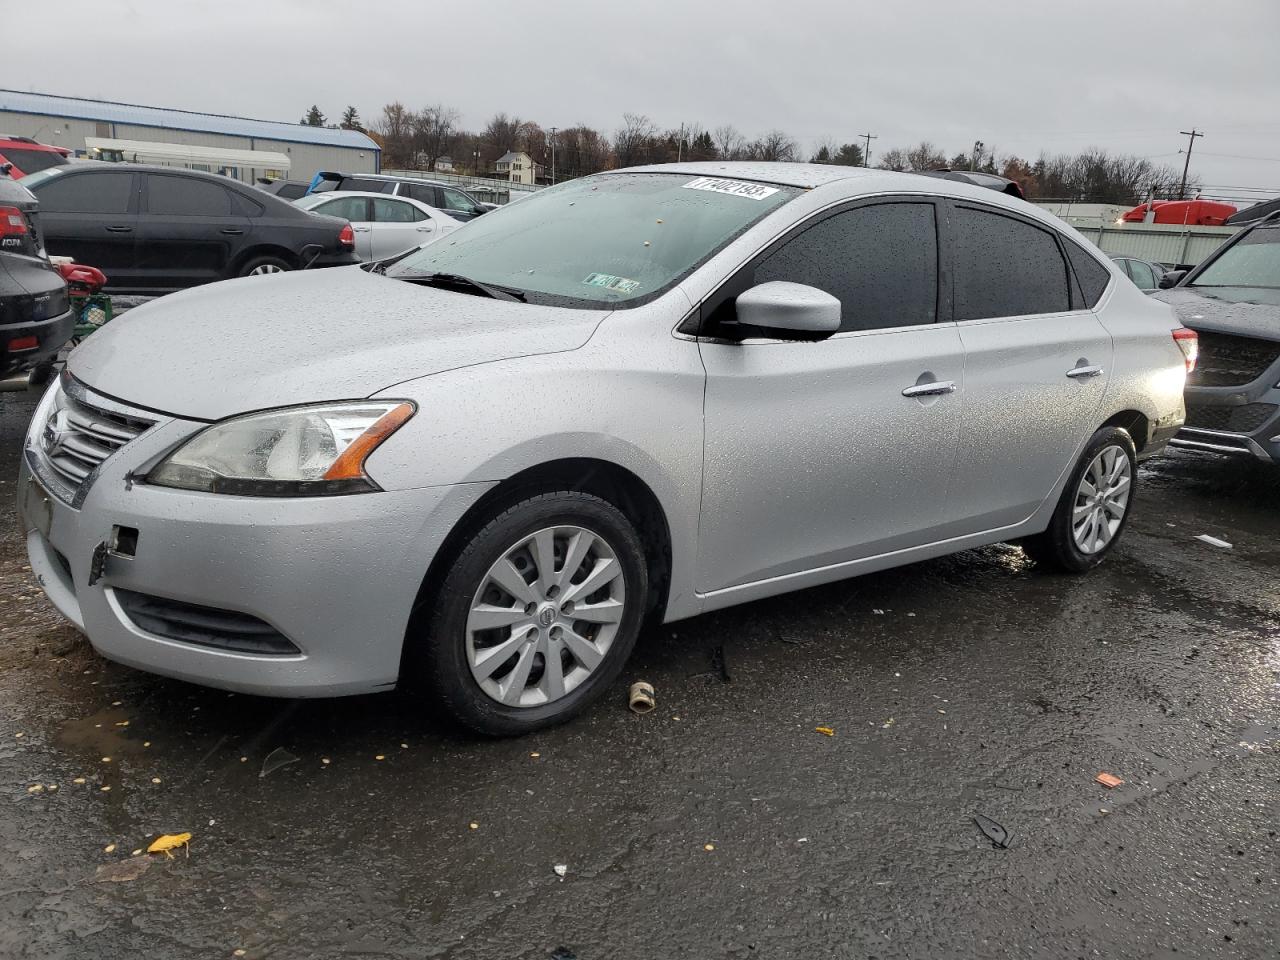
[381,168,544,205]
[1065,220,1237,266]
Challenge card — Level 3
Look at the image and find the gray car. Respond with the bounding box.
[17,163,1191,735]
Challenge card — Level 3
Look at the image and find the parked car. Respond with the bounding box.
[918,169,1026,199]
[0,176,72,378]
[1110,255,1166,292]
[0,136,71,179]
[309,171,493,221]
[1155,211,1280,462]
[18,163,1191,735]
[294,191,462,261]
[255,178,311,201]
[20,164,359,292]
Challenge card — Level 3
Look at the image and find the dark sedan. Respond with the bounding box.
[0,176,72,377]
[21,164,359,292]
[1155,212,1280,462]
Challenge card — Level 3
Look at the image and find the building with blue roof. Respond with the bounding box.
[0,89,379,184]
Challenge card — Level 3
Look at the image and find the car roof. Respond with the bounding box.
[340,172,451,187]
[298,190,449,215]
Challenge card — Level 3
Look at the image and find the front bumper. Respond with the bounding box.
[17,380,493,697]
[1,307,74,376]
[1172,382,1280,463]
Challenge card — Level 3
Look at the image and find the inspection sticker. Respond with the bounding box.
[683,176,780,200]
[583,272,640,294]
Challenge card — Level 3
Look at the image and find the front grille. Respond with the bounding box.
[1188,332,1280,387]
[115,589,301,656]
[1184,402,1278,434]
[39,389,153,492]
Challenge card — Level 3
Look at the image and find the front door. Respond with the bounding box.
[944,202,1113,532]
[696,200,965,594]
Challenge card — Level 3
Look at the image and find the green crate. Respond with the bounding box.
[71,294,113,339]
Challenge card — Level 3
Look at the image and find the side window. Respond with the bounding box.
[1063,238,1113,308]
[230,191,264,217]
[411,205,430,222]
[338,177,388,193]
[315,196,369,221]
[442,188,479,214]
[1128,260,1156,290]
[33,172,134,214]
[403,183,437,206]
[952,207,1071,319]
[753,202,938,332]
[371,198,416,223]
[147,176,232,216]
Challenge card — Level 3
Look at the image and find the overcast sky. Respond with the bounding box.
[9,0,1280,203]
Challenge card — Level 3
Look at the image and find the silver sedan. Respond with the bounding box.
[294,190,462,261]
[18,162,1192,735]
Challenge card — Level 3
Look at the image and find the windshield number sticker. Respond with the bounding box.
[683,177,779,200]
[584,273,640,294]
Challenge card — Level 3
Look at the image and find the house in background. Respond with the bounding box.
[495,150,541,185]
[435,155,455,173]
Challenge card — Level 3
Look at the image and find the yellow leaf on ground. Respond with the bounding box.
[815,726,835,736]
[147,832,192,856]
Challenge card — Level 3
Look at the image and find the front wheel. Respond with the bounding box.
[415,492,649,736]
[1022,426,1137,573]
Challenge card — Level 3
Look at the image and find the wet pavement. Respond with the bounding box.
[1,388,1276,959]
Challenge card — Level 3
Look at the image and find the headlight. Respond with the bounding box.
[149,401,415,496]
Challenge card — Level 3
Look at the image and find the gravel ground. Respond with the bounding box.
[0,385,1276,960]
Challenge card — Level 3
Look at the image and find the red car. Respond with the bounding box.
[1121,199,1237,226]
[0,136,71,179]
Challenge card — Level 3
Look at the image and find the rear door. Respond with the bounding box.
[944,202,1113,532]
[308,196,372,260]
[28,170,139,279]
[368,197,434,259]
[136,173,250,288]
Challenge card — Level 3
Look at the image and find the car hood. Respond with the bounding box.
[68,267,607,420]
[1153,287,1280,342]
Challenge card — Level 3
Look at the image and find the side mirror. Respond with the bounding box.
[735,281,841,337]
[1158,269,1188,289]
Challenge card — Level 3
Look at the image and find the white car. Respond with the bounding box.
[294,191,461,262]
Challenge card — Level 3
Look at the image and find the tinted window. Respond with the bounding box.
[32,171,133,214]
[1064,239,1112,308]
[314,196,369,221]
[340,177,394,193]
[753,202,937,332]
[0,147,69,174]
[371,197,416,223]
[230,191,264,217]
[953,207,1071,319]
[441,188,479,214]
[403,183,439,206]
[148,175,232,216]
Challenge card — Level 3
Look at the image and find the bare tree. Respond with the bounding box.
[905,141,946,171]
[713,124,747,161]
[746,130,799,162]
[875,148,909,172]
[614,113,660,168]
[374,102,414,167]
[411,103,460,171]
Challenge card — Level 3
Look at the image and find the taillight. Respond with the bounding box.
[1172,327,1198,374]
[0,206,29,236]
[7,335,39,352]
[338,223,355,250]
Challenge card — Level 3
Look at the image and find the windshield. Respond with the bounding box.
[387,172,799,306]
[1,147,69,175]
[1192,227,1280,289]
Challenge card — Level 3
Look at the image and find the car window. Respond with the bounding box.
[0,147,69,174]
[1191,227,1280,289]
[147,175,232,216]
[403,183,439,206]
[340,177,394,193]
[753,202,938,332]
[371,198,416,223]
[31,171,134,214]
[314,196,370,222]
[1128,260,1156,290]
[1064,239,1112,307]
[953,207,1071,319]
[230,191,264,217]
[441,188,479,214]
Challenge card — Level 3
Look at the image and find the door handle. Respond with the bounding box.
[104,225,133,233]
[901,380,956,398]
[352,226,371,232]
[1066,364,1104,379]
[416,225,434,232]
[219,227,244,235]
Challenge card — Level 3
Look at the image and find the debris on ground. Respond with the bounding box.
[703,843,715,852]
[711,644,731,683]
[1195,534,1233,549]
[1095,772,1124,788]
[549,947,577,960]
[259,747,298,778]
[553,864,568,879]
[628,681,655,714]
[974,814,1011,849]
[92,855,153,883]
[147,832,192,857]
[815,726,835,736]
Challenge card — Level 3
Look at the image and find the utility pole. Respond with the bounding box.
[549,126,558,185]
[677,122,685,163]
[970,139,984,172]
[858,131,877,167]
[1177,128,1203,200]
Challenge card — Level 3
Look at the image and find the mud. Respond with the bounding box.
[1,389,1276,959]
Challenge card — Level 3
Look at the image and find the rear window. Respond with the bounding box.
[0,147,69,175]
[1065,240,1113,307]
[952,207,1071,319]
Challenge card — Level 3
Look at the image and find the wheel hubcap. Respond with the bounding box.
[1072,444,1132,555]
[250,263,283,275]
[466,525,626,708]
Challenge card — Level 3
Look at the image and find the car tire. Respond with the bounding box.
[237,255,292,278]
[1022,426,1137,573]
[415,491,649,736]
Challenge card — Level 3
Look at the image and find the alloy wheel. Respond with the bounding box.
[249,263,285,275]
[465,525,627,708]
[1071,444,1132,554]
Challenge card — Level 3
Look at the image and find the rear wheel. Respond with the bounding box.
[238,255,291,278]
[415,492,648,736]
[1022,426,1136,573]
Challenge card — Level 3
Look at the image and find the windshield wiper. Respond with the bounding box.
[401,272,526,302]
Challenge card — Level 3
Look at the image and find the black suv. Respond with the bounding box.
[0,176,72,377]
[22,165,359,292]
[311,172,492,221]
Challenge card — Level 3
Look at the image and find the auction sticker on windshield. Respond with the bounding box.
[683,177,780,200]
[583,273,640,294]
